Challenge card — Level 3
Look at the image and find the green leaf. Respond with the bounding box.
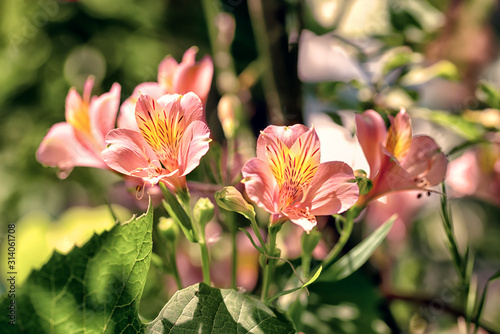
[267,266,323,303]
[381,46,415,76]
[318,215,395,282]
[0,201,154,333]
[400,60,460,86]
[473,269,500,328]
[477,81,500,108]
[159,183,196,242]
[413,108,483,140]
[145,283,295,333]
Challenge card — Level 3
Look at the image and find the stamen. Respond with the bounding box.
[136,181,146,200]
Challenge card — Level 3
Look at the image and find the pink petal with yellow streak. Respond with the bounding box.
[177,120,211,175]
[355,110,387,176]
[158,92,204,124]
[257,124,309,159]
[102,128,160,181]
[36,122,107,175]
[288,126,321,181]
[65,88,84,126]
[386,109,412,161]
[89,82,121,146]
[242,158,279,214]
[118,82,165,131]
[304,161,359,215]
[174,55,214,104]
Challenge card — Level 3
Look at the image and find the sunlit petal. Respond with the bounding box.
[355,110,387,176]
[242,158,279,214]
[386,109,412,161]
[178,120,211,175]
[37,122,106,175]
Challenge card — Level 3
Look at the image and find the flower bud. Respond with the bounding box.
[354,169,373,196]
[158,217,179,242]
[217,94,241,139]
[215,186,255,221]
[193,197,215,229]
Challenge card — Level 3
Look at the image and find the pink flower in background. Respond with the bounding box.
[118,47,213,131]
[36,77,121,178]
[102,92,211,193]
[365,191,426,243]
[242,125,359,232]
[447,136,500,205]
[355,109,448,206]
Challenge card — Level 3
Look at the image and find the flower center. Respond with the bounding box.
[136,97,185,172]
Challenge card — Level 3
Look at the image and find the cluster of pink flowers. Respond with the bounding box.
[37,47,213,194]
[37,47,449,233]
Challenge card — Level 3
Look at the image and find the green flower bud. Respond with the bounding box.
[193,197,215,229]
[158,217,179,242]
[354,169,373,195]
[215,186,255,221]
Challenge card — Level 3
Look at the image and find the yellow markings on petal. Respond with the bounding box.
[263,128,321,210]
[67,97,91,136]
[136,95,186,172]
[386,109,412,161]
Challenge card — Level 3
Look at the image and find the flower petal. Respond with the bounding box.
[402,135,448,186]
[285,211,317,233]
[65,87,87,133]
[355,110,387,177]
[242,158,279,214]
[102,128,159,180]
[304,161,359,215]
[36,122,106,176]
[288,126,321,186]
[178,120,211,175]
[257,124,309,159]
[174,55,214,104]
[118,82,166,131]
[158,55,179,91]
[386,109,412,161]
[89,82,121,146]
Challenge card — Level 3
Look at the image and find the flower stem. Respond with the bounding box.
[231,219,237,289]
[261,225,278,302]
[199,239,211,285]
[178,188,212,285]
[170,252,183,290]
[321,207,360,268]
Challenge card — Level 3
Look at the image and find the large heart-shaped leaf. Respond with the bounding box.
[0,202,153,334]
[145,283,295,334]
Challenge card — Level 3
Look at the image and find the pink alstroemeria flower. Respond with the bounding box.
[102,92,211,193]
[355,109,448,206]
[118,47,213,131]
[36,77,121,178]
[242,125,359,232]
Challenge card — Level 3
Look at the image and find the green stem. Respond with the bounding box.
[321,213,354,268]
[226,137,235,184]
[199,240,211,285]
[178,188,212,285]
[231,226,237,289]
[168,244,183,290]
[261,226,278,302]
[153,225,183,290]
